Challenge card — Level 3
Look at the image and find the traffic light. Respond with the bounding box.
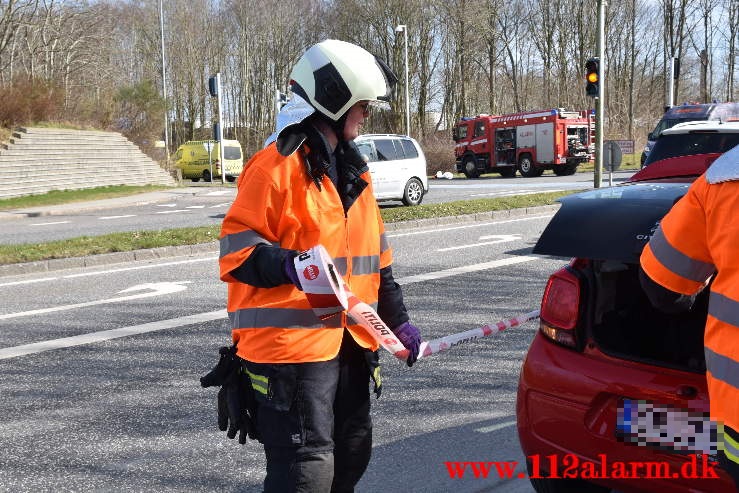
[585,58,599,98]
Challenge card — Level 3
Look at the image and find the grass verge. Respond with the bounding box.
[0,185,174,211]
[0,190,577,265]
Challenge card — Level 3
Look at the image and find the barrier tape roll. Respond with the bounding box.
[295,245,408,358]
[294,245,348,320]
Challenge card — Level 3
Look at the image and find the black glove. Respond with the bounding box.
[200,345,259,444]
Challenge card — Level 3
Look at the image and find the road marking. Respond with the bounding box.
[395,256,537,285]
[0,254,538,358]
[387,214,554,238]
[99,215,136,220]
[437,234,522,252]
[0,309,227,360]
[31,221,70,226]
[0,277,59,287]
[470,190,534,197]
[186,205,205,209]
[205,190,232,196]
[155,209,190,214]
[0,282,190,320]
[475,419,518,433]
[156,203,177,207]
[210,202,231,208]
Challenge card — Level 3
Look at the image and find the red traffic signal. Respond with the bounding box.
[585,58,599,98]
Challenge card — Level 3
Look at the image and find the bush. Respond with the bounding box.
[0,78,63,128]
[420,131,456,175]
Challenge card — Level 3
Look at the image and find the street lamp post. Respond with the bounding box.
[395,24,410,137]
[158,0,169,164]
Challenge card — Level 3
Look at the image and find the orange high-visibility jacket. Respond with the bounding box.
[641,175,739,448]
[219,142,392,363]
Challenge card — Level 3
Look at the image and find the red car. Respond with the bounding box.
[517,126,739,492]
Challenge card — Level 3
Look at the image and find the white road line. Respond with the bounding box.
[475,419,518,433]
[437,234,522,252]
[0,254,538,358]
[470,190,534,197]
[155,209,190,214]
[387,214,554,238]
[395,256,537,284]
[205,191,232,196]
[156,203,177,207]
[186,205,205,209]
[0,309,227,360]
[0,277,59,287]
[62,256,218,279]
[210,202,231,208]
[31,221,70,226]
[99,215,136,220]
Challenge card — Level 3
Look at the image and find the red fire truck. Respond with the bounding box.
[452,108,593,178]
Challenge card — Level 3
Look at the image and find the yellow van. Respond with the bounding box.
[174,140,243,182]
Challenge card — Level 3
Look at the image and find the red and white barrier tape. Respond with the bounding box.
[417,309,540,360]
[295,245,540,362]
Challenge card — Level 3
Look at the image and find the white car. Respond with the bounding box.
[354,134,429,206]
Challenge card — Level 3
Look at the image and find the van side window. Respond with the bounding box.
[400,139,418,159]
[356,141,377,162]
[375,139,398,161]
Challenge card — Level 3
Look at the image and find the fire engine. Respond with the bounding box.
[452,108,593,178]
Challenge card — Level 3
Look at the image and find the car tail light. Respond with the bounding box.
[539,262,582,348]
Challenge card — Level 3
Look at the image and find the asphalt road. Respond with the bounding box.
[0,170,634,245]
[0,211,565,492]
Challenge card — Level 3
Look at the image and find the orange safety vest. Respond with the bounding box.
[640,174,739,461]
[219,142,392,363]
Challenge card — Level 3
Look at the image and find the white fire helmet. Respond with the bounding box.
[289,39,397,121]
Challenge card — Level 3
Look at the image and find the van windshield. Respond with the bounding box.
[224,146,241,160]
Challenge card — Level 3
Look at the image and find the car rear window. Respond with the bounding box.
[400,139,418,158]
[646,132,739,164]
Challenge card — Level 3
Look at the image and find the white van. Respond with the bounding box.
[354,134,428,206]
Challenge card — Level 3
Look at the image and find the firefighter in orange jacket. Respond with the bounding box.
[216,40,422,492]
[640,144,739,489]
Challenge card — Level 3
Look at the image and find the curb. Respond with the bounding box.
[0,204,560,278]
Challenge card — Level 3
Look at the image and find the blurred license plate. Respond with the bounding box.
[616,398,718,455]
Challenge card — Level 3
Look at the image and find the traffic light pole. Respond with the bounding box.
[594,0,605,189]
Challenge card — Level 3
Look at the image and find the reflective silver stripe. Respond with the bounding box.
[329,256,379,276]
[333,257,347,276]
[380,233,390,253]
[649,227,715,282]
[220,230,270,258]
[352,255,380,275]
[229,308,342,329]
[709,292,739,328]
[705,346,739,391]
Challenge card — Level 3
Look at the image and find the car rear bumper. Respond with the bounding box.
[516,333,731,493]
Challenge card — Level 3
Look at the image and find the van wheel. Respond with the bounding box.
[225,176,236,183]
[463,156,480,178]
[518,154,543,177]
[402,178,424,206]
[202,170,212,182]
[191,177,200,182]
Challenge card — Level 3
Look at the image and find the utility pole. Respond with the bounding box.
[158,0,169,164]
[594,0,606,189]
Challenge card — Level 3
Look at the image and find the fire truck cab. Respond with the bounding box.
[452,108,592,178]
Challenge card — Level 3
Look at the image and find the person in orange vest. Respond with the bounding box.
[211,39,422,492]
[640,144,739,490]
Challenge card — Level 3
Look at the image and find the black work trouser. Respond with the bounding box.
[244,332,373,493]
[719,425,739,492]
